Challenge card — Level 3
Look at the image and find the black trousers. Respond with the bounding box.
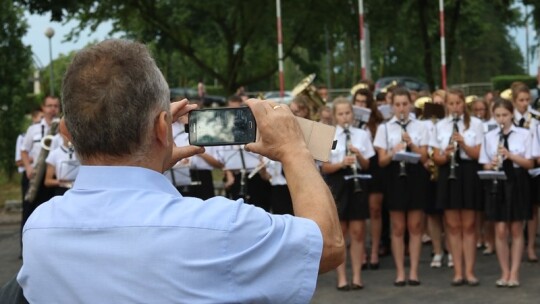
[229,172,272,212]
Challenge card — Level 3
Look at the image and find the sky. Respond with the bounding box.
[22,6,539,76]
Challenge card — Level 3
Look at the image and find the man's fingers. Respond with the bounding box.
[171,99,198,121]
[169,145,205,168]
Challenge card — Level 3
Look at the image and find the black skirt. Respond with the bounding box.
[326,168,369,221]
[436,160,483,211]
[189,169,215,200]
[368,153,386,193]
[530,175,540,205]
[424,180,443,215]
[271,185,294,215]
[384,161,429,211]
[483,167,531,222]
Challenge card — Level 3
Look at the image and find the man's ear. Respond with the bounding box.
[59,118,73,142]
[155,111,170,146]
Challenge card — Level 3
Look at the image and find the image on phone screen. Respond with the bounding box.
[189,107,256,146]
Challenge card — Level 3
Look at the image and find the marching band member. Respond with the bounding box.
[431,89,484,286]
[163,114,193,195]
[189,147,223,200]
[44,135,80,196]
[321,97,374,290]
[510,84,539,263]
[374,87,429,286]
[479,98,533,287]
[353,87,386,269]
[259,158,294,215]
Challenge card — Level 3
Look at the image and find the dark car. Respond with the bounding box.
[374,76,430,95]
[170,87,226,107]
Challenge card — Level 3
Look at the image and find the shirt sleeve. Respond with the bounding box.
[21,125,34,153]
[373,124,387,150]
[473,120,484,146]
[227,203,323,303]
[478,135,490,165]
[45,149,58,166]
[358,130,375,159]
[15,135,23,161]
[429,123,441,149]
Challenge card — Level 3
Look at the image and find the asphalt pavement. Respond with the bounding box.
[1,211,540,303]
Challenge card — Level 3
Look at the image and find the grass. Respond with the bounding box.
[0,172,21,209]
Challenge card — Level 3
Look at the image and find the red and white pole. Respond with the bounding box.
[358,0,366,80]
[276,0,285,99]
[439,0,447,90]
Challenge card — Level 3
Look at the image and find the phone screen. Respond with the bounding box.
[188,107,257,146]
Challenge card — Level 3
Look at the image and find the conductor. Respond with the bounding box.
[16,39,344,303]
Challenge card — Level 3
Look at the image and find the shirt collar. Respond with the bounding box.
[72,166,181,197]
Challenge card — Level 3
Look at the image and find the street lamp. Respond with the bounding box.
[44,27,55,96]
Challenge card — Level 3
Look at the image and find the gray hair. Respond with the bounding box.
[62,39,170,161]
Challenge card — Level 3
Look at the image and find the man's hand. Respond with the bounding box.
[244,99,308,163]
[165,99,205,171]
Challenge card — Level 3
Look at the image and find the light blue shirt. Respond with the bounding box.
[18,166,323,303]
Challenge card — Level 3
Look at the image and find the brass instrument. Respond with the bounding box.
[448,113,459,180]
[350,82,370,96]
[398,113,408,178]
[25,118,60,203]
[491,125,505,194]
[344,124,362,193]
[291,74,326,120]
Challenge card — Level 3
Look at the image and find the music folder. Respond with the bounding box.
[423,103,445,119]
[352,106,371,123]
[378,104,392,120]
[392,152,421,164]
[477,170,507,180]
[295,117,336,162]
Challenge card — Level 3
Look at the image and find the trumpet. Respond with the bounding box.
[448,113,459,180]
[491,125,505,194]
[398,113,407,178]
[344,124,362,193]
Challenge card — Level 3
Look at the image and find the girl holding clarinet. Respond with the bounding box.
[321,97,374,290]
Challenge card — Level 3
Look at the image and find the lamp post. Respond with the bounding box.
[44,27,55,96]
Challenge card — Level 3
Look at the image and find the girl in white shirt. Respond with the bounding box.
[479,98,533,287]
[321,97,374,290]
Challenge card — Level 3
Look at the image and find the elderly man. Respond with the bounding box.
[16,39,344,303]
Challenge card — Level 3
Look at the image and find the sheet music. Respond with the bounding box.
[392,151,421,164]
[477,170,507,180]
[378,104,392,120]
[352,106,371,123]
[528,167,540,177]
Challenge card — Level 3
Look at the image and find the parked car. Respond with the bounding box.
[263,91,293,104]
[170,87,226,107]
[374,76,430,95]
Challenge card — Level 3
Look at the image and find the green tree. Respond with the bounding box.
[0,0,33,178]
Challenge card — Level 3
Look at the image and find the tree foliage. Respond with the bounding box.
[18,0,530,93]
[0,0,33,177]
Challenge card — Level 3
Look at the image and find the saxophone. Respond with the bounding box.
[25,118,60,203]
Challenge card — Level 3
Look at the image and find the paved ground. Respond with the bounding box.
[2,211,540,303]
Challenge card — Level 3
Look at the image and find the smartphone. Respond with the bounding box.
[188,107,257,146]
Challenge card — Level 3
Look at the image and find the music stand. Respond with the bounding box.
[392,152,421,164]
[352,106,371,123]
[165,162,195,187]
[477,170,507,181]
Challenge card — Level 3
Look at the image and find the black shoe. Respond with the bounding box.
[351,283,364,290]
[336,285,350,291]
[408,280,421,286]
[369,262,380,270]
[466,279,480,287]
[451,279,465,286]
[394,280,406,287]
[361,262,368,270]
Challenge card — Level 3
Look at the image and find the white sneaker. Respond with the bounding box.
[447,254,454,268]
[430,253,444,268]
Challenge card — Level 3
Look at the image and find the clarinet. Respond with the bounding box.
[491,125,505,195]
[448,113,459,180]
[398,113,407,178]
[344,124,362,193]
